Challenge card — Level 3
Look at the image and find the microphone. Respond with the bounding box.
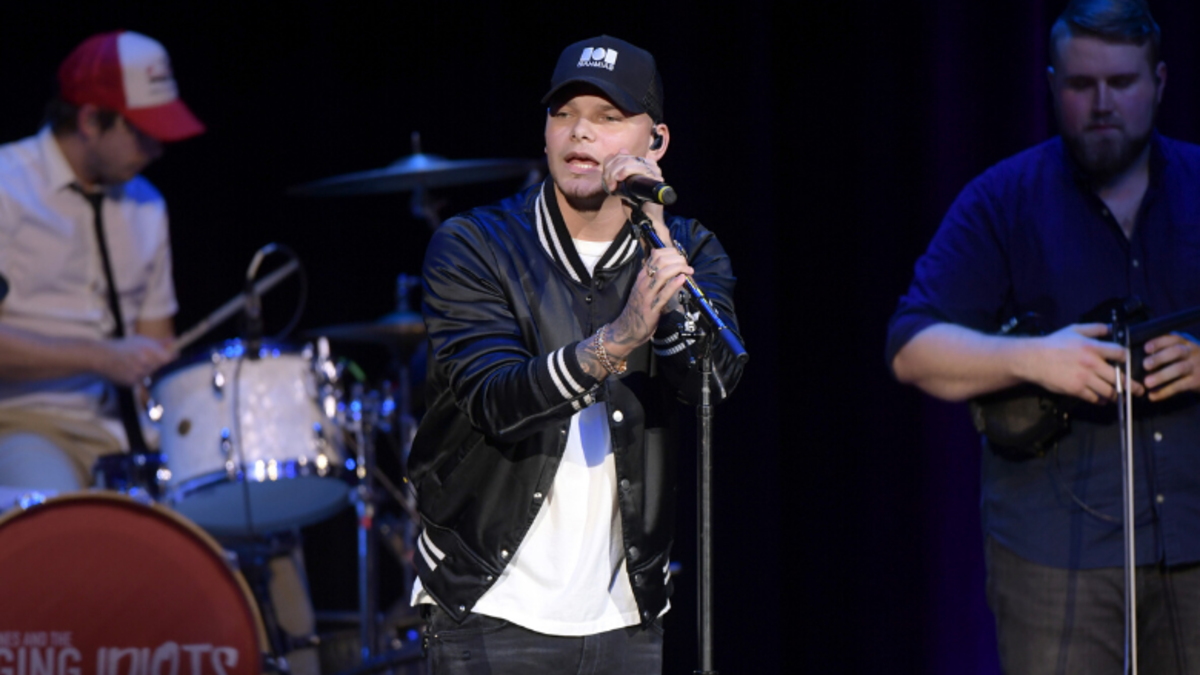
[617,175,677,206]
[243,245,276,356]
[243,276,263,356]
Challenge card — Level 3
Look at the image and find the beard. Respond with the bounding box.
[1061,110,1155,185]
[560,189,607,213]
[552,172,608,213]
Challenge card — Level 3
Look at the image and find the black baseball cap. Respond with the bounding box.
[542,35,664,122]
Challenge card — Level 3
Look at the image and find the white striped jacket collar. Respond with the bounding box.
[534,179,640,284]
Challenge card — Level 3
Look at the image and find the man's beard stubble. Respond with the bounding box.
[1061,109,1156,185]
[557,179,608,214]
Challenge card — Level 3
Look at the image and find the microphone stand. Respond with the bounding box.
[1099,300,1200,675]
[628,203,748,675]
[1111,310,1138,675]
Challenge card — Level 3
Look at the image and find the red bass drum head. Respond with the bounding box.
[0,493,265,675]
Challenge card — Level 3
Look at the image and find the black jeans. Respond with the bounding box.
[424,605,663,675]
[987,536,1200,675]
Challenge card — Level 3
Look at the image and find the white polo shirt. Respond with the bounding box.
[0,127,177,445]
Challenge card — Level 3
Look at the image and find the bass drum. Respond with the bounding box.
[0,492,268,675]
[150,339,348,536]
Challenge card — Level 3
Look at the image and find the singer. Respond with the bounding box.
[409,35,745,674]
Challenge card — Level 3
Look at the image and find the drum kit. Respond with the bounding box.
[0,139,544,675]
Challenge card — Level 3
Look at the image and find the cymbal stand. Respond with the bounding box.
[380,273,423,627]
[406,133,445,231]
[344,383,380,662]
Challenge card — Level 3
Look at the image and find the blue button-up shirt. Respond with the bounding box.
[887,133,1200,569]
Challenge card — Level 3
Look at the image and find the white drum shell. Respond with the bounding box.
[151,342,347,534]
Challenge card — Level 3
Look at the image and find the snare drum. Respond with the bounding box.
[0,493,268,674]
[150,339,348,535]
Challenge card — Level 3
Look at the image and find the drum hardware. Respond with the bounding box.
[0,487,53,510]
[223,532,321,675]
[92,451,168,501]
[304,308,425,351]
[327,362,429,672]
[309,273,423,470]
[313,273,427,667]
[313,620,424,675]
[172,257,303,355]
[304,317,424,358]
[329,642,424,675]
[287,130,544,230]
[337,382,382,662]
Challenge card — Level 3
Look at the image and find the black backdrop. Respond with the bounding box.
[6,1,1200,673]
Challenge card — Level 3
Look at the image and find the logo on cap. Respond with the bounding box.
[146,60,173,85]
[577,47,619,72]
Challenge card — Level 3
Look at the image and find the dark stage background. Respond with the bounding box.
[5,1,1200,673]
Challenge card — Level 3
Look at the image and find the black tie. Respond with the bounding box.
[72,185,150,452]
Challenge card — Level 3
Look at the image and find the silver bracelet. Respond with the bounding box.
[595,324,627,375]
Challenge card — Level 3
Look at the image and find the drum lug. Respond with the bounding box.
[312,337,337,384]
[212,370,226,398]
[16,491,49,510]
[146,397,164,422]
[312,425,332,476]
[220,428,238,479]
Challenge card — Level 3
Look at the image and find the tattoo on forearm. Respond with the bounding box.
[610,291,646,350]
[576,334,609,381]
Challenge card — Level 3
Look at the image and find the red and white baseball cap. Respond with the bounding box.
[57,30,205,142]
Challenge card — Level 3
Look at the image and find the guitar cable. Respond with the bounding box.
[1052,441,1155,527]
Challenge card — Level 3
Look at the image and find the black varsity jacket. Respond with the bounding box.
[408,179,744,624]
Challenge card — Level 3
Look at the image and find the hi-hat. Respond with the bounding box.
[289,131,542,197]
[305,310,426,349]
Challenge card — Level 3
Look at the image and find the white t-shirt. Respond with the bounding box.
[413,237,642,636]
[0,127,178,446]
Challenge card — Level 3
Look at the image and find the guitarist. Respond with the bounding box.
[889,1,1200,673]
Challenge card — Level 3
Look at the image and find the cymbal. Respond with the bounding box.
[289,153,543,197]
[305,310,426,347]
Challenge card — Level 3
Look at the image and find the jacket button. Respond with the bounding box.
[534,492,543,500]
[642,609,652,620]
[620,478,630,490]
[458,605,466,613]
[634,573,644,585]
[628,546,640,561]
[612,410,624,423]
[486,575,494,582]
[501,549,510,559]
[586,295,593,303]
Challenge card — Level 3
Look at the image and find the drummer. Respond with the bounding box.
[0,31,201,491]
[0,32,324,675]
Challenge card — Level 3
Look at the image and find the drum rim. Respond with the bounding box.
[149,337,308,386]
[169,461,351,495]
[0,489,272,656]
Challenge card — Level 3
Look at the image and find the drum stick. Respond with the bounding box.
[174,259,301,352]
